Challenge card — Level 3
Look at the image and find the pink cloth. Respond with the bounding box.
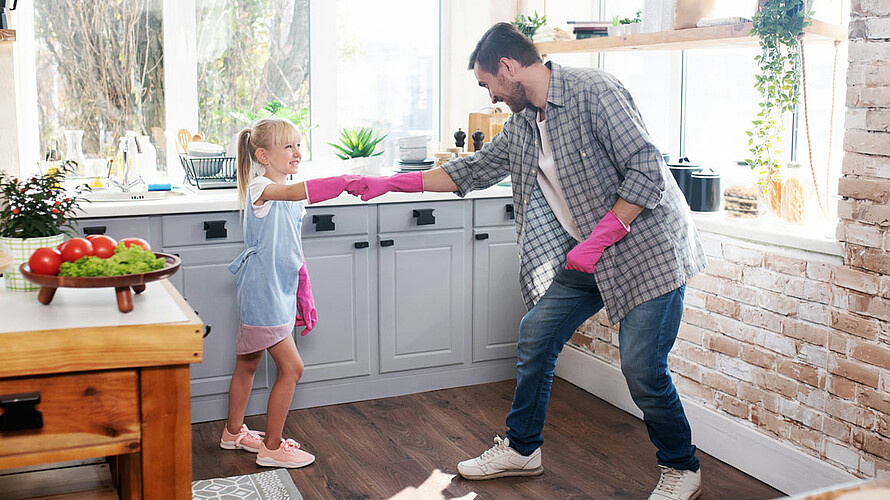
[235,319,296,355]
[565,210,629,273]
[305,175,361,204]
[347,171,423,201]
[295,262,317,335]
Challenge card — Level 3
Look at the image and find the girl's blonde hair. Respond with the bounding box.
[236,117,302,209]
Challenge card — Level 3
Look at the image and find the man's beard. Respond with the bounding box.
[499,77,530,113]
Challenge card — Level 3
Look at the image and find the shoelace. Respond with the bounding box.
[234,427,265,448]
[479,435,509,460]
[654,466,684,495]
[281,438,302,453]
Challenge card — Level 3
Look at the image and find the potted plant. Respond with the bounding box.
[231,100,313,154]
[328,127,388,174]
[511,11,547,40]
[618,10,643,35]
[746,0,811,214]
[0,161,85,291]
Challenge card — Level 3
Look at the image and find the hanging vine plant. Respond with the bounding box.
[746,0,812,210]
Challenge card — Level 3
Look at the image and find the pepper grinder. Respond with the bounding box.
[454,128,466,149]
[472,130,485,152]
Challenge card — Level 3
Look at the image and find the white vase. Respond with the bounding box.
[0,234,65,291]
[343,156,385,175]
[64,129,86,173]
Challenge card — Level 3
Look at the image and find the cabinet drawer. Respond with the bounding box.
[303,205,371,238]
[162,212,243,247]
[378,201,466,233]
[73,216,152,241]
[474,198,515,227]
[0,370,140,467]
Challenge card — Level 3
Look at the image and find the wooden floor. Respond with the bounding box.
[192,378,783,500]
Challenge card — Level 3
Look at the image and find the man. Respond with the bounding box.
[348,22,707,500]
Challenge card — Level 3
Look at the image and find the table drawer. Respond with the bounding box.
[474,198,515,227]
[0,370,140,467]
[163,212,244,247]
[378,201,466,233]
[303,205,371,238]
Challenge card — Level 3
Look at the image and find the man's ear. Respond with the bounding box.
[499,57,517,77]
[255,147,268,165]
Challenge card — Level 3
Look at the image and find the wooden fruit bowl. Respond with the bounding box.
[19,252,182,313]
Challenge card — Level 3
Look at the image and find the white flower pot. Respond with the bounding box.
[0,234,65,291]
[343,156,385,175]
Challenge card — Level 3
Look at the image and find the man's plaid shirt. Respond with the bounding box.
[443,62,707,324]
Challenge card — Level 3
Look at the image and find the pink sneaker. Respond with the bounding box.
[256,438,315,468]
[219,424,265,453]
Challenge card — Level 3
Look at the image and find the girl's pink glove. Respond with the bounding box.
[565,210,629,273]
[346,171,423,201]
[295,262,317,335]
[305,175,361,204]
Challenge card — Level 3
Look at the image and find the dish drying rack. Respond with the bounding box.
[179,155,237,189]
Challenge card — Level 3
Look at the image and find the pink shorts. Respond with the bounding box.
[235,320,296,355]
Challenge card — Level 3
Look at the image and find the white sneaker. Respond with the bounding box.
[457,436,543,480]
[649,465,701,500]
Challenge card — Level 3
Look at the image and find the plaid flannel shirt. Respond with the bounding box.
[443,62,707,324]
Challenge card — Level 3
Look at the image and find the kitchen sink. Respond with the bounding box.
[82,189,189,202]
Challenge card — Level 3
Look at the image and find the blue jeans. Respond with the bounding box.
[504,268,699,471]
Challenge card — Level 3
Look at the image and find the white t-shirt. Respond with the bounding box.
[536,112,583,242]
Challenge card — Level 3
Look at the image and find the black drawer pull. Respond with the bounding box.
[312,214,336,232]
[83,225,106,236]
[380,239,394,247]
[204,325,212,338]
[505,204,515,220]
[203,220,227,239]
[413,209,436,225]
[354,241,369,249]
[0,392,43,432]
[475,233,490,240]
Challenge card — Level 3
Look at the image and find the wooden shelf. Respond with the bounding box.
[536,20,846,55]
[0,29,15,44]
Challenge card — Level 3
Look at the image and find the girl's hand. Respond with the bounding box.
[295,262,317,334]
[304,175,362,204]
[347,171,424,201]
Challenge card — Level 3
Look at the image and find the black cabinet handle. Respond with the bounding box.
[412,208,436,225]
[204,325,212,338]
[475,233,490,240]
[312,214,336,232]
[203,220,227,239]
[505,204,515,220]
[83,225,106,236]
[0,392,43,432]
[380,239,394,247]
[354,241,369,249]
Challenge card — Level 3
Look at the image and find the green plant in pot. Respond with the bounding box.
[329,127,388,174]
[0,161,84,291]
[746,0,811,213]
[511,11,546,39]
[232,100,313,152]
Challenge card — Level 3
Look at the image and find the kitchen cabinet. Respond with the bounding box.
[71,216,153,245]
[472,199,525,362]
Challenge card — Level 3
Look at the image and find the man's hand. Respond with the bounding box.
[346,171,424,201]
[565,210,629,273]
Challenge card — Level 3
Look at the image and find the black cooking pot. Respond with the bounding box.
[667,157,701,205]
[689,168,722,212]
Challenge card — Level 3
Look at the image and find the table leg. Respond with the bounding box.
[37,286,57,305]
[114,453,142,500]
[115,286,134,313]
[140,365,191,500]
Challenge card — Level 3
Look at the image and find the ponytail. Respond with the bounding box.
[236,128,253,210]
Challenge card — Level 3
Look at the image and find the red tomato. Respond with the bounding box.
[86,234,117,259]
[120,237,151,252]
[28,247,63,275]
[59,237,93,263]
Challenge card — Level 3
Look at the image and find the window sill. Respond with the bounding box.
[690,211,843,257]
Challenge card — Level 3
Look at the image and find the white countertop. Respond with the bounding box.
[76,162,513,218]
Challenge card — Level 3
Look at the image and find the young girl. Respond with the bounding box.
[222,117,358,468]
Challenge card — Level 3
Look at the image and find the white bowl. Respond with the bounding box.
[397,136,431,148]
[399,147,428,162]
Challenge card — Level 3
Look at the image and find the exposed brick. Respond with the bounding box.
[764,254,808,276]
[778,359,822,388]
[844,130,890,156]
[718,316,760,344]
[828,375,857,399]
[807,261,835,281]
[838,176,890,203]
[669,354,703,382]
[796,383,828,409]
[846,87,890,109]
[842,152,890,179]
[829,332,849,353]
[838,222,886,248]
[759,329,798,357]
[860,387,890,415]
[852,0,890,17]
[798,344,829,368]
[755,371,798,400]
[752,406,788,438]
[783,318,830,346]
[825,439,861,470]
[861,455,877,477]
[705,294,741,319]
[740,344,777,369]
[828,396,861,425]
[684,290,706,309]
[847,108,868,130]
[758,290,800,316]
[882,276,890,299]
[740,305,784,333]
[799,303,832,326]
[705,332,741,356]
[716,392,751,420]
[851,339,890,370]
[570,332,594,351]
[866,108,890,131]
[688,273,722,295]
[702,369,739,396]
[681,307,718,331]
[677,322,703,345]
[842,201,890,228]
[719,282,759,306]
[699,236,723,259]
[830,355,881,388]
[674,374,714,402]
[862,433,890,461]
[675,340,717,368]
[704,260,743,281]
[832,310,882,340]
[718,357,755,383]
[847,63,890,86]
[779,397,823,429]
[739,382,779,412]
[867,18,890,39]
[724,244,763,266]
[838,267,883,295]
[824,416,853,442]
[846,289,890,323]
[877,413,890,439]
[742,268,789,293]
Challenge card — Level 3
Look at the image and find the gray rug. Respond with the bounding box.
[192,469,303,500]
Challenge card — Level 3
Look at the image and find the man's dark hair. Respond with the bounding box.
[468,22,542,75]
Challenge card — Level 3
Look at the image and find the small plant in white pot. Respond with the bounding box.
[329,127,388,174]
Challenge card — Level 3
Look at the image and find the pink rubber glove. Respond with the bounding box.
[346,171,423,201]
[295,262,317,335]
[565,210,629,273]
[304,175,361,204]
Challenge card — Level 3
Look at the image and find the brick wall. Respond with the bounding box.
[568,1,890,479]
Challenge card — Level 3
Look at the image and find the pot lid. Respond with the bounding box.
[667,156,700,168]
[691,167,720,178]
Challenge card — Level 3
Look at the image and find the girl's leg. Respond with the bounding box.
[263,335,304,448]
[226,351,263,434]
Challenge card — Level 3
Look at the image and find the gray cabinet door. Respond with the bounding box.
[377,230,467,373]
[169,244,272,398]
[297,235,373,384]
[472,226,525,361]
[72,216,152,242]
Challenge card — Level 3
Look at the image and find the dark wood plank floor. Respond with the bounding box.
[192,378,783,499]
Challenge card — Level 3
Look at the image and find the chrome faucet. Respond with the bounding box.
[108,136,144,192]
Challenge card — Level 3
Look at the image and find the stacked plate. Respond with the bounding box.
[397,159,434,171]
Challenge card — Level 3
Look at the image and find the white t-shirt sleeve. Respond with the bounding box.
[248,176,276,218]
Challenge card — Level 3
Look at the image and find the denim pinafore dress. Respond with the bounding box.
[227,191,305,355]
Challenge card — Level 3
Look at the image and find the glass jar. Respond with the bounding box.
[781,162,814,225]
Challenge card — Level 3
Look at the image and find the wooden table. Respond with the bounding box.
[0,279,203,499]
